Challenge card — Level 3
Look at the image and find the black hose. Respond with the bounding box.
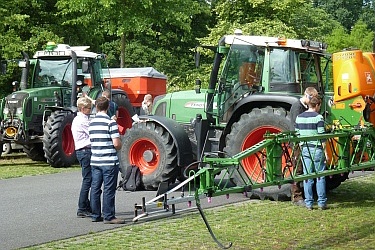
[195,194,233,249]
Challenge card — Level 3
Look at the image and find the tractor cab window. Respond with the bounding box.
[221,44,263,88]
[218,43,264,118]
[269,48,299,93]
[299,53,320,91]
[34,59,73,88]
[270,49,295,83]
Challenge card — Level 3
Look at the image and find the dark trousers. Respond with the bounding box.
[76,149,92,213]
[91,164,119,221]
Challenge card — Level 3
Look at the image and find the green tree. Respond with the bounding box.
[326,20,374,53]
[313,0,363,32]
[360,0,375,32]
[56,0,212,90]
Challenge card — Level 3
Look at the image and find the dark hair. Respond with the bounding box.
[308,96,321,108]
[95,96,109,112]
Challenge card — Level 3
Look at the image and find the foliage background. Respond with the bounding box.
[1,0,375,97]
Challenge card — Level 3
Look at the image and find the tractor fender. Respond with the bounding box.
[138,115,193,167]
[42,106,75,126]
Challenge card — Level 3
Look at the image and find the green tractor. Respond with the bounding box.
[121,30,343,198]
[0,42,134,167]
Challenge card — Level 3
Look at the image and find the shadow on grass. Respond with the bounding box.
[327,175,375,208]
[299,221,375,249]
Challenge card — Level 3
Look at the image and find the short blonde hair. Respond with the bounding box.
[305,87,318,99]
[77,97,92,111]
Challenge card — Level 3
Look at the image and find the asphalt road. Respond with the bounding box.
[0,170,248,250]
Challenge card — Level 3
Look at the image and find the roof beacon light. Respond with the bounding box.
[277,37,287,46]
[45,42,57,51]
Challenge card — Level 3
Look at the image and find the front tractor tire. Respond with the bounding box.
[225,106,292,200]
[121,122,178,190]
[23,143,45,161]
[43,111,76,168]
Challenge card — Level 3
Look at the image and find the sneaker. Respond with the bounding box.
[306,206,313,211]
[77,211,92,218]
[103,218,125,224]
[292,200,306,207]
[319,205,328,210]
[92,217,103,222]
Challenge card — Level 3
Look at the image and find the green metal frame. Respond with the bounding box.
[134,123,375,249]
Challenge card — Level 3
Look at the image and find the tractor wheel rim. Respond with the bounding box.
[130,138,159,175]
[241,126,281,183]
[62,124,74,156]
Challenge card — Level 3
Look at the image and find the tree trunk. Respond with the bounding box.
[120,33,125,68]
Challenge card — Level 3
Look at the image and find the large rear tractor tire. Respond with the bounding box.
[120,122,178,190]
[225,107,292,200]
[23,143,45,161]
[43,111,76,168]
[112,93,135,135]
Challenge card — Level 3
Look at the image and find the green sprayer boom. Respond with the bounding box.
[134,123,375,249]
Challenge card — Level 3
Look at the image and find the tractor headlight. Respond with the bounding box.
[3,107,9,115]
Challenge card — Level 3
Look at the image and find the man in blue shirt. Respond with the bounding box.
[102,90,119,121]
[89,96,124,224]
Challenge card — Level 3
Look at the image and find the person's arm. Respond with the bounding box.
[109,121,121,150]
[83,92,95,105]
[112,137,122,151]
[110,102,119,121]
[112,110,119,121]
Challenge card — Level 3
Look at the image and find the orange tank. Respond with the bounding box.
[84,67,167,107]
[333,50,375,102]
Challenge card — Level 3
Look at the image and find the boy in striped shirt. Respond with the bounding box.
[295,96,328,210]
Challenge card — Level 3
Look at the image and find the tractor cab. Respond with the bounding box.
[210,32,330,124]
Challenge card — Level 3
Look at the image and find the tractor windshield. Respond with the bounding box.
[217,43,264,118]
[221,44,264,87]
[33,59,73,88]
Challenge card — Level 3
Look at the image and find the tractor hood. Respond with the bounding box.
[154,89,217,124]
[3,86,71,119]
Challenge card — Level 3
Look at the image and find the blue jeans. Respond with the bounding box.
[76,149,92,213]
[302,147,327,208]
[90,164,119,221]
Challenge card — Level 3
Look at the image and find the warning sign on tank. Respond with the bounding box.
[366,72,372,84]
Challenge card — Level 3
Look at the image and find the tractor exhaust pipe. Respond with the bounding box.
[20,52,29,90]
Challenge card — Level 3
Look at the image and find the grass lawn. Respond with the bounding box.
[0,155,80,179]
[22,171,375,250]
